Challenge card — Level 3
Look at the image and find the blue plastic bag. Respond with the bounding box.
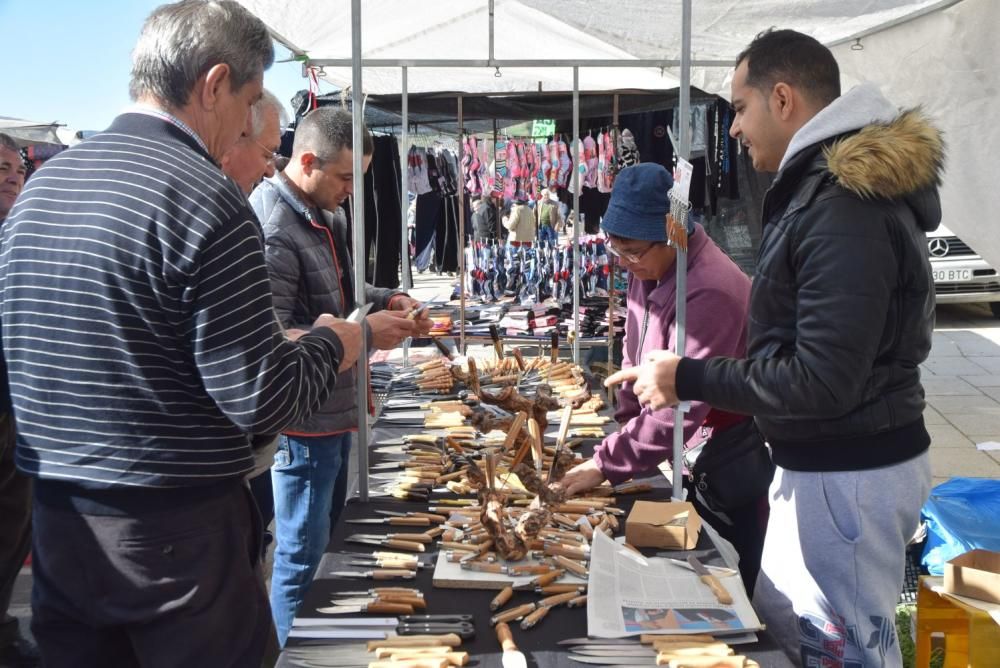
[921,477,1000,576]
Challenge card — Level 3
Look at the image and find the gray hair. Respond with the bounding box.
[292,107,373,161]
[129,0,274,109]
[0,132,19,153]
[251,89,289,138]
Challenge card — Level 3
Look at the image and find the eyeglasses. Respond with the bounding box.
[604,236,660,263]
[249,136,280,166]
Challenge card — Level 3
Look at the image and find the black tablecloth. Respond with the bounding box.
[277,408,792,667]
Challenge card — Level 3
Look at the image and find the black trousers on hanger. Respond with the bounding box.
[434,194,459,273]
[363,136,404,289]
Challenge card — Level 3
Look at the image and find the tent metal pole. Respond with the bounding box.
[310,57,730,68]
[493,119,500,243]
[608,93,620,404]
[572,66,580,366]
[488,0,495,63]
[458,96,466,354]
[671,0,692,501]
[400,66,412,290]
[350,0,370,503]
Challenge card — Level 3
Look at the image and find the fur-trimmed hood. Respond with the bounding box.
[782,82,945,231]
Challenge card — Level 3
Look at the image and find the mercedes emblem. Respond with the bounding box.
[928,237,949,258]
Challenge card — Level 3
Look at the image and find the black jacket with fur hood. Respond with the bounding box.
[677,84,945,472]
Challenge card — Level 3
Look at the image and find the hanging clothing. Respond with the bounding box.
[363,135,404,289]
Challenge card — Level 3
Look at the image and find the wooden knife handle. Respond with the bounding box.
[495,621,517,652]
[662,656,745,668]
[368,659,449,668]
[537,584,583,595]
[367,634,462,651]
[387,532,434,544]
[528,419,543,467]
[389,516,433,526]
[383,539,425,552]
[371,568,417,580]
[552,555,588,577]
[410,511,448,523]
[503,412,528,450]
[490,585,514,611]
[567,594,588,608]
[491,602,536,626]
[532,568,565,587]
[373,646,451,659]
[520,604,550,630]
[513,348,526,371]
[382,651,469,666]
[365,601,415,615]
[376,595,426,609]
[539,590,578,608]
[423,526,445,539]
[699,574,733,605]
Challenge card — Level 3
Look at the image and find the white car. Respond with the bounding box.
[927,224,1000,317]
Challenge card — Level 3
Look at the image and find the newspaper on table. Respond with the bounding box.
[587,530,763,638]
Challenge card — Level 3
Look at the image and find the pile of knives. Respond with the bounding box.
[285,623,472,668]
[558,635,761,667]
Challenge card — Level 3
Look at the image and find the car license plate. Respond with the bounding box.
[933,268,972,282]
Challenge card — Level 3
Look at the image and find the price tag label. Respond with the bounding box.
[672,157,694,204]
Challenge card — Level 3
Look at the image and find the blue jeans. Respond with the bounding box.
[538,224,557,248]
[269,432,352,646]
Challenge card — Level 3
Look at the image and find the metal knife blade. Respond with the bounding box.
[570,647,658,657]
[557,638,645,646]
[568,654,656,665]
[328,570,416,580]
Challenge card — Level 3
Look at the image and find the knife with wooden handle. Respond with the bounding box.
[490,585,514,611]
[376,651,469,666]
[496,622,527,668]
[366,634,462,651]
[661,656,746,668]
[368,659,449,668]
[686,555,733,605]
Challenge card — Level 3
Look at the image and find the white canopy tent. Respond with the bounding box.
[0,116,67,147]
[237,0,992,501]
[239,0,995,265]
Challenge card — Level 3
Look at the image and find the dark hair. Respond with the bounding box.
[292,107,373,161]
[736,29,840,107]
[129,0,274,108]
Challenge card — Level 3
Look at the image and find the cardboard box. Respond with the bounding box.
[944,549,1000,604]
[625,500,701,550]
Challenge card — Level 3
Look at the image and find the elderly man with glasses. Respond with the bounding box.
[557,163,767,593]
[221,88,286,195]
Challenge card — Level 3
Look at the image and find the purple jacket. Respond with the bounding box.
[593,227,751,484]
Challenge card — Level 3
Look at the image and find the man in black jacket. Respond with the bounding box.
[607,29,943,668]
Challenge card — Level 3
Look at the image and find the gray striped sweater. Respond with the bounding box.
[0,113,344,492]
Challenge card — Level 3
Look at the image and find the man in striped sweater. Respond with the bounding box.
[0,2,361,666]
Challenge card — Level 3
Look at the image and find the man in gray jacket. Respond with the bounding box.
[250,106,430,645]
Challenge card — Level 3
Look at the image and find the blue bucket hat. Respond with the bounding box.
[600,164,674,242]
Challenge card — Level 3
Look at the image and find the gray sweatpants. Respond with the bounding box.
[752,451,930,668]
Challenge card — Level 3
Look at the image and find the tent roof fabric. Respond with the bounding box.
[236,0,956,97]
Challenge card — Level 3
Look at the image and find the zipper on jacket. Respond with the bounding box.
[635,302,651,361]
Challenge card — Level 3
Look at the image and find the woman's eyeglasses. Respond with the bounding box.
[605,237,660,263]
